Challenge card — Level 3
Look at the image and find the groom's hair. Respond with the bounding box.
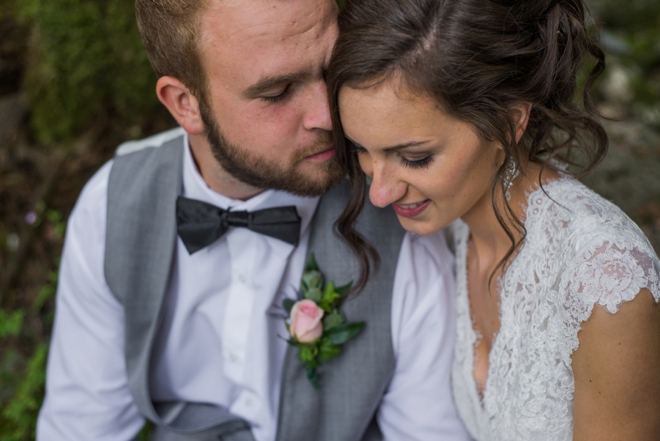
[135,0,208,99]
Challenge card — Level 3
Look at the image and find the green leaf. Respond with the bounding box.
[319,336,342,361]
[323,280,334,296]
[304,287,322,303]
[138,421,153,441]
[322,309,345,331]
[301,270,323,292]
[306,367,321,390]
[319,290,341,312]
[305,253,320,272]
[326,322,365,345]
[297,344,318,363]
[335,281,353,295]
[282,298,295,315]
[306,358,321,369]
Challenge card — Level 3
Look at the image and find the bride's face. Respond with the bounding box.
[338,79,503,235]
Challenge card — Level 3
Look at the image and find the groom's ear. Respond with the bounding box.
[156,76,205,135]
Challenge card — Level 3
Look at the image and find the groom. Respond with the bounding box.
[37,0,469,440]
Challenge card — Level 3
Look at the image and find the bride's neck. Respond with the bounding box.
[461,162,560,267]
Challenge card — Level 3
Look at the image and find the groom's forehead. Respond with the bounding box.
[198,0,338,83]
[200,0,337,37]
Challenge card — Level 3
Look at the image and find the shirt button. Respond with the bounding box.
[244,397,253,407]
[228,352,240,363]
[237,273,247,284]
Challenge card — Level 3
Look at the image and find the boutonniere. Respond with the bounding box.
[283,254,365,389]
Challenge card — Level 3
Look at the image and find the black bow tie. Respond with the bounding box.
[176,196,301,254]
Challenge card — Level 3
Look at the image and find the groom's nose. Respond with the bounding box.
[368,161,406,208]
[302,80,332,132]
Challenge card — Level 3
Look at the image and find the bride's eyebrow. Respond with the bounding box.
[345,136,430,152]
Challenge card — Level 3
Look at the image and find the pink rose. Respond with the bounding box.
[289,299,324,343]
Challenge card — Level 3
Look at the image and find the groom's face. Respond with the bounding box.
[197,0,343,196]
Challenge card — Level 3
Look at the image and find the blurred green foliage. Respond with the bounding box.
[13,0,162,145]
[586,0,660,123]
[0,344,47,440]
[0,205,67,439]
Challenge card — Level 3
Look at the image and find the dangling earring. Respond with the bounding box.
[502,159,519,202]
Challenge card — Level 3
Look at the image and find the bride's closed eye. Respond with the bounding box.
[347,138,434,169]
[399,154,433,169]
[348,139,365,155]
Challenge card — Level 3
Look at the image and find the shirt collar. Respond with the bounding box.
[181,131,320,239]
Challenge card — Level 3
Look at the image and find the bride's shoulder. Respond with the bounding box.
[531,178,651,251]
[537,178,660,314]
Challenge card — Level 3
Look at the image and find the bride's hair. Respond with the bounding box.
[328,0,608,293]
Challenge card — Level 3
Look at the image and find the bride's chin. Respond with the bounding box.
[395,216,445,236]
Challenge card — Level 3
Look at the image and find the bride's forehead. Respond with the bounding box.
[339,81,448,131]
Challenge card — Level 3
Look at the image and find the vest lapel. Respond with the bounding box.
[105,135,184,422]
[275,181,405,441]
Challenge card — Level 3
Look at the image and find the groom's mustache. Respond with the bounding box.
[294,130,334,162]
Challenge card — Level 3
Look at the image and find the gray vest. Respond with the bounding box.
[103,129,405,441]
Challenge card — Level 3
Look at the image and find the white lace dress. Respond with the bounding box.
[450,177,660,441]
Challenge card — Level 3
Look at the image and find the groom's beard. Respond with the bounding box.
[200,102,344,197]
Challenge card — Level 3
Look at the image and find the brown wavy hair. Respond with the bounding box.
[327,0,608,291]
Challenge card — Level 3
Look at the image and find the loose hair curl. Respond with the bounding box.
[328,0,608,291]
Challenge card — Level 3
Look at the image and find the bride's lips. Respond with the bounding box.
[392,199,431,218]
[305,147,336,162]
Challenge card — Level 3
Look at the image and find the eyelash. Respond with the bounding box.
[348,141,363,155]
[350,141,434,170]
[400,155,434,169]
[262,85,291,103]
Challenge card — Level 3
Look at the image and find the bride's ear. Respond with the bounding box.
[510,102,532,143]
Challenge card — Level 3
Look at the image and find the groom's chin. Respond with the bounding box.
[289,162,345,197]
[286,176,343,198]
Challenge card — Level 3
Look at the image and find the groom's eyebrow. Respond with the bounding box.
[244,70,313,97]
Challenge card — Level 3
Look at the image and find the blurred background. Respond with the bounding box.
[0,0,658,438]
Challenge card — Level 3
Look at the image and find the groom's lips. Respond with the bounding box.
[305,147,336,162]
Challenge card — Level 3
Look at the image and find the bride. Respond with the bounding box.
[327,0,660,439]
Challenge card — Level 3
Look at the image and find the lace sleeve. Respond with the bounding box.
[563,237,660,316]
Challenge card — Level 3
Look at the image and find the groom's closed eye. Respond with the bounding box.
[261,84,293,103]
[244,71,310,101]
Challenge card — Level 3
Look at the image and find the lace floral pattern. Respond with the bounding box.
[450,178,660,441]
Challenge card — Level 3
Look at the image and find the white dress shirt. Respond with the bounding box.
[37,133,470,441]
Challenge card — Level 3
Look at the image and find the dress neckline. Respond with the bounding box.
[459,176,571,410]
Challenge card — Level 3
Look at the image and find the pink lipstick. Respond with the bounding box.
[392,199,431,218]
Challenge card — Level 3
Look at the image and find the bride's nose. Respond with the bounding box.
[368,161,406,208]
